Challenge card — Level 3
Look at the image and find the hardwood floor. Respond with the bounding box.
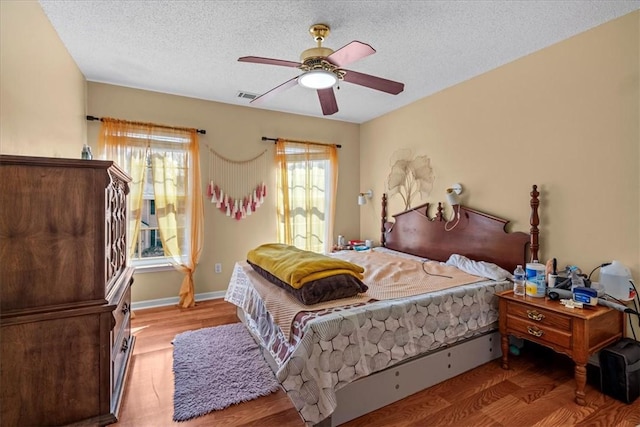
[111,299,640,427]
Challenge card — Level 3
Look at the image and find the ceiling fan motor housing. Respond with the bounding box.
[300,47,334,62]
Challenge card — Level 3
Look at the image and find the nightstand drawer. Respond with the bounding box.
[507,301,571,331]
[508,315,572,349]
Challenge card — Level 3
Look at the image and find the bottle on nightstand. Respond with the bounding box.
[513,264,526,296]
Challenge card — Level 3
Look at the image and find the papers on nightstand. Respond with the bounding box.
[560,298,584,309]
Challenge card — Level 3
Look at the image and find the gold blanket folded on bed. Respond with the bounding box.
[247,243,365,289]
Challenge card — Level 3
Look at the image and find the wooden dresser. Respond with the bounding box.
[0,155,135,426]
[498,290,623,405]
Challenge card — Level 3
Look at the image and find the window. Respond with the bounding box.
[128,136,190,268]
[98,118,204,307]
[133,163,166,263]
[275,139,338,253]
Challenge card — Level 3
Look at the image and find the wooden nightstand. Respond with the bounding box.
[498,290,623,405]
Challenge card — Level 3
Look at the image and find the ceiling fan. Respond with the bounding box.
[238,23,405,116]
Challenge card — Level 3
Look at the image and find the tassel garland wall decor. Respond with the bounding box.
[205,147,268,220]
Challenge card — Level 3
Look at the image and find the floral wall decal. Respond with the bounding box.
[386,149,435,210]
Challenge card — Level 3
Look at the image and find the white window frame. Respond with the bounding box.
[128,135,190,273]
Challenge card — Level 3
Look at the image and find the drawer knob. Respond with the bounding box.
[527,310,545,321]
[121,338,129,352]
[527,326,544,337]
[122,303,130,315]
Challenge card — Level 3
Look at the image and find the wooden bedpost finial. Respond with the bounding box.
[381,193,388,247]
[530,185,540,262]
[436,202,444,222]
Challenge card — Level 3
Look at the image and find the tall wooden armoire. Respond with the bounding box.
[0,155,135,426]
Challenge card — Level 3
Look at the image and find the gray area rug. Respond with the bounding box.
[172,322,280,422]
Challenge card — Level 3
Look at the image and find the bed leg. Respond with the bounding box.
[501,334,510,370]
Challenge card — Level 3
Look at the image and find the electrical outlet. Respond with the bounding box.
[214,263,222,273]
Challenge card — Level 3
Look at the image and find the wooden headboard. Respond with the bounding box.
[381,185,540,272]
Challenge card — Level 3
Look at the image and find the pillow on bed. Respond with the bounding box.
[372,246,430,262]
[445,254,513,281]
[247,260,368,306]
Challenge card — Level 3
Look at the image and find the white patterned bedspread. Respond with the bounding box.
[224,253,511,425]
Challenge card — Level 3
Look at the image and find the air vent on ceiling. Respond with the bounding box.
[236,91,259,101]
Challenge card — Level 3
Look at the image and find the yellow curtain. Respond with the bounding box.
[98,119,204,308]
[275,139,338,253]
[150,129,204,308]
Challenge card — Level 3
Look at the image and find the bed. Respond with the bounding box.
[225,185,541,426]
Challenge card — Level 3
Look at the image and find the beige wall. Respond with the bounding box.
[0,1,86,156]
[87,83,361,302]
[361,12,639,284]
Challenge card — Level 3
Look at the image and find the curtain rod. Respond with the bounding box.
[261,136,341,148]
[86,115,206,135]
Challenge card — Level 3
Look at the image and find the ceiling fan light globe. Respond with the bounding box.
[298,70,337,89]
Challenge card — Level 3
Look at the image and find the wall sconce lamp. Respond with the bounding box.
[358,189,373,206]
[445,183,463,231]
[445,183,463,206]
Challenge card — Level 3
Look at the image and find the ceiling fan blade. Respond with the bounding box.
[238,56,301,68]
[326,41,376,67]
[342,69,404,95]
[317,88,338,116]
[251,76,299,105]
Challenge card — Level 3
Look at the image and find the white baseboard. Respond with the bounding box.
[131,291,226,311]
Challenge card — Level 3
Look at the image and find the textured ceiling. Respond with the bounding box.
[39,1,639,124]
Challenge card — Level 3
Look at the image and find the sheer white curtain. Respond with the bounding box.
[275,139,338,253]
